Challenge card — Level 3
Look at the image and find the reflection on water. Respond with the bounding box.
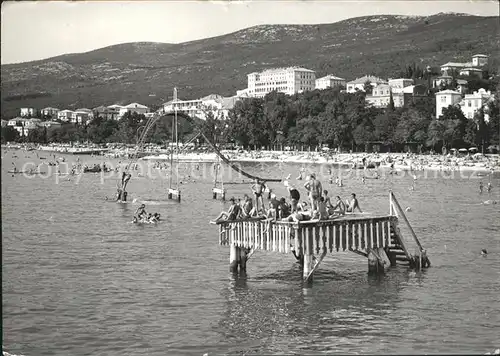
[218,267,417,355]
[2,152,500,355]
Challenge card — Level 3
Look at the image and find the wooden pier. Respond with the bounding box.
[211,192,430,282]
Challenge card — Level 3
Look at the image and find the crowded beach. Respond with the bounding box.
[2,141,500,173]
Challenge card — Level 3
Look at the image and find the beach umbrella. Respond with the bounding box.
[450,148,456,151]
[458,148,468,152]
[468,147,478,152]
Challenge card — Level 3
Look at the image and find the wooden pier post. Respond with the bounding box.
[229,244,239,273]
[239,248,247,272]
[367,247,390,274]
[302,228,314,281]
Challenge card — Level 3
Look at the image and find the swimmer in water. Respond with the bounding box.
[482,200,498,205]
[479,181,483,194]
[135,204,147,220]
[487,182,492,193]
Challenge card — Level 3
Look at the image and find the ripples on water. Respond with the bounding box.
[2,152,500,355]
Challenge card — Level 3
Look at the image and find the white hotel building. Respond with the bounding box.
[240,67,316,98]
[315,75,346,90]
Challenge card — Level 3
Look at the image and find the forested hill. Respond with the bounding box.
[1,12,499,117]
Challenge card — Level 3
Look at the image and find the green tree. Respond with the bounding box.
[439,105,468,148]
[1,126,20,143]
[363,81,373,94]
[395,108,430,145]
[426,119,446,151]
[486,99,499,146]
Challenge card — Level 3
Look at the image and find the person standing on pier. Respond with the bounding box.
[304,173,322,211]
[251,179,266,212]
[284,180,301,213]
[479,181,484,194]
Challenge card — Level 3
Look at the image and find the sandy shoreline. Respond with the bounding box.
[3,144,499,173]
[141,151,500,173]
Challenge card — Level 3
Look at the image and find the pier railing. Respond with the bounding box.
[213,215,397,255]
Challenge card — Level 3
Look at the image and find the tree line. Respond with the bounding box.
[2,85,499,152]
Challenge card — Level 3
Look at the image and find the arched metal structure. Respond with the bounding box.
[127,110,282,183]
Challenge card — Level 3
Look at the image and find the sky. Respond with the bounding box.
[1,0,498,65]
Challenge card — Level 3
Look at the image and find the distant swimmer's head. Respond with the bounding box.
[481,249,488,256]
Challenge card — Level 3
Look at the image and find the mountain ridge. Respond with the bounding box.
[1,13,498,118]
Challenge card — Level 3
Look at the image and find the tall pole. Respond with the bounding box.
[169,115,174,190]
[175,87,179,188]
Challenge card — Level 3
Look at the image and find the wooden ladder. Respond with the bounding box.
[389,191,431,269]
[387,224,411,265]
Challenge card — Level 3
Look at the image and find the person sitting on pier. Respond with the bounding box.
[266,201,277,220]
[241,194,255,218]
[330,196,346,216]
[314,196,329,220]
[277,197,291,219]
[346,193,363,213]
[322,190,334,211]
[283,204,313,222]
[214,197,242,222]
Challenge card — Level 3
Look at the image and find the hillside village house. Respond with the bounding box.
[41,107,60,118]
[435,87,493,120]
[459,67,483,79]
[241,67,316,98]
[346,75,386,93]
[471,54,489,67]
[440,54,489,74]
[432,75,468,93]
[387,78,414,93]
[365,83,427,108]
[118,103,150,118]
[93,106,120,120]
[315,75,346,90]
[20,108,37,117]
[459,89,493,121]
[435,89,463,119]
[73,109,93,124]
[456,79,468,94]
[162,94,239,120]
[40,121,62,129]
[7,118,42,136]
[57,110,76,122]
